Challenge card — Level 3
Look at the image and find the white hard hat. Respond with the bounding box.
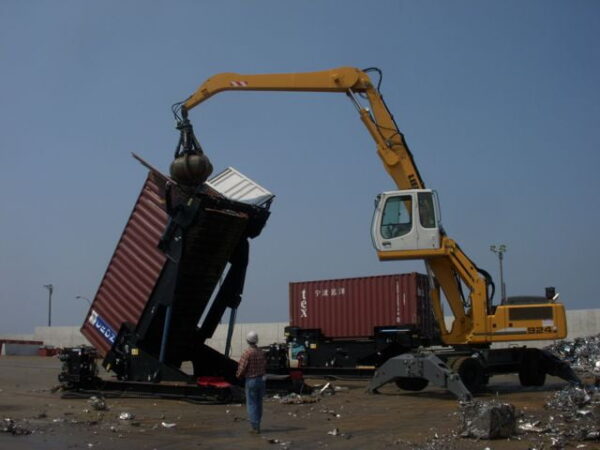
[246,331,258,344]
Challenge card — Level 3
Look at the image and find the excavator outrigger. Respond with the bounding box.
[170,66,579,399]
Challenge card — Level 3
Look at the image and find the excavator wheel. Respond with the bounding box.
[450,356,487,393]
[518,350,546,387]
[395,377,429,391]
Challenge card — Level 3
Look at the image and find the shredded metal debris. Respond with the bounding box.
[88,396,107,411]
[319,408,341,418]
[317,382,336,396]
[327,426,352,439]
[1,418,32,436]
[276,381,341,405]
[459,400,516,439]
[404,433,459,450]
[278,393,319,404]
[265,437,292,447]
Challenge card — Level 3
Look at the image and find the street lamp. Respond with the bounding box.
[43,284,54,327]
[490,244,507,304]
[75,295,91,304]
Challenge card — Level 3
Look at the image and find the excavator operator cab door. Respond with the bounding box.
[371,189,441,252]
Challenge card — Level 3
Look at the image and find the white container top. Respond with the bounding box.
[206,167,274,207]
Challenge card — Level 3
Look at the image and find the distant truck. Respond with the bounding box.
[266,273,439,377]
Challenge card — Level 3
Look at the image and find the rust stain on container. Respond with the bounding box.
[289,273,435,339]
[81,173,168,356]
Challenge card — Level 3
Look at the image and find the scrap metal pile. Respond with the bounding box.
[418,357,600,448]
[545,333,600,380]
[517,385,600,447]
[455,389,600,448]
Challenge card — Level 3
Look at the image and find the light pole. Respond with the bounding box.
[75,295,91,305]
[490,245,507,304]
[43,284,54,327]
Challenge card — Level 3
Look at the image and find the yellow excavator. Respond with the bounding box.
[169,67,579,399]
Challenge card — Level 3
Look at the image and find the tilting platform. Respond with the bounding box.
[67,164,280,400]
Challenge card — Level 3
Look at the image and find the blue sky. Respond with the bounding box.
[1,1,598,333]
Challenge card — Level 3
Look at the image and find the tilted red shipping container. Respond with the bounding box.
[289,273,435,339]
[81,166,273,360]
[81,172,168,356]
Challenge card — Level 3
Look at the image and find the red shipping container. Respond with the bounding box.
[81,172,169,356]
[289,273,435,339]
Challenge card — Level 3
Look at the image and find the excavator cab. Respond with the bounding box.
[371,189,441,252]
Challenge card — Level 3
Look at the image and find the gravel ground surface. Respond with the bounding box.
[0,356,598,450]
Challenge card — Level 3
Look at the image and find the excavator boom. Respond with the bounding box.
[182,67,424,192]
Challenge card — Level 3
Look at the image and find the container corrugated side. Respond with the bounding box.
[289,273,434,339]
[81,172,168,356]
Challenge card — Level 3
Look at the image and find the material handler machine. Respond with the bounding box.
[60,66,578,402]
[167,67,578,400]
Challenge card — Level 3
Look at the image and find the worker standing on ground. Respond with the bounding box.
[236,331,267,433]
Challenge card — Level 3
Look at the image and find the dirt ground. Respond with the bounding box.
[0,356,597,450]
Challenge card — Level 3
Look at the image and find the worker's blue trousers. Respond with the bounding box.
[245,376,266,431]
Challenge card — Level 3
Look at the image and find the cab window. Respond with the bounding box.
[418,192,436,229]
[380,196,412,239]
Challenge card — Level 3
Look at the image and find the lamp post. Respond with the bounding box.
[490,244,507,303]
[43,284,54,327]
[75,295,91,304]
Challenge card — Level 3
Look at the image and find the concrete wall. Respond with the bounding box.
[206,322,288,360]
[0,333,35,341]
[33,326,90,348]
[1,309,598,359]
[1,343,40,356]
[565,308,600,339]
